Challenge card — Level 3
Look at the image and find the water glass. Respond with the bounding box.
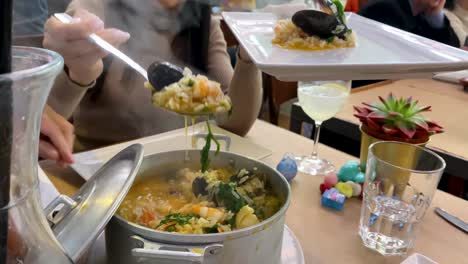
[359,141,445,256]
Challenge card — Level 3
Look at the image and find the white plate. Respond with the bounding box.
[222,12,468,81]
[433,69,468,84]
[71,124,272,180]
[281,225,305,264]
[86,225,305,264]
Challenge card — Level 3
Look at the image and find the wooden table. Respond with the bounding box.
[290,79,468,181]
[338,79,468,160]
[42,120,468,264]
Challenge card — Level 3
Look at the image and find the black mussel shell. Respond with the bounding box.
[147,61,184,92]
[292,10,339,39]
[192,177,209,197]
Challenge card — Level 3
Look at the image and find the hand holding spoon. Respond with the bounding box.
[54,13,184,92]
[54,13,230,116]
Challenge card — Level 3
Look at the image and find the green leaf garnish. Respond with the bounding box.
[187,79,195,87]
[156,213,196,228]
[200,121,221,172]
[203,224,220,233]
[332,0,346,25]
[216,182,246,213]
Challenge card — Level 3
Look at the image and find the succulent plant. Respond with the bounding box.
[354,93,443,140]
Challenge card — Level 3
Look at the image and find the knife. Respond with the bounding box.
[434,207,468,234]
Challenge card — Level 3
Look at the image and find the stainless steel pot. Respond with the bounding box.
[105,150,291,264]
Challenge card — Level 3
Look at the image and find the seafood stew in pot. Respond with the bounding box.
[117,152,285,235]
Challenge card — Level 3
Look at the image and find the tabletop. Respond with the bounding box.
[42,120,468,264]
[337,79,468,160]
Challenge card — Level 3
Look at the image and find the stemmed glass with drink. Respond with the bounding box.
[296,80,351,175]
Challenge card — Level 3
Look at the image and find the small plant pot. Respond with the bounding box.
[359,125,429,171]
[360,125,430,197]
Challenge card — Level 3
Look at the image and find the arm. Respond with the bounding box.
[207,18,262,136]
[220,50,262,136]
[44,5,129,118]
[47,72,95,119]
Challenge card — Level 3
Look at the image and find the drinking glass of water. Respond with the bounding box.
[359,141,446,256]
[297,80,351,175]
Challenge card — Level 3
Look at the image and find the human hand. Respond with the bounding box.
[43,9,130,86]
[39,106,75,167]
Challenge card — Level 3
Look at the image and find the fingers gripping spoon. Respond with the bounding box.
[54,13,183,92]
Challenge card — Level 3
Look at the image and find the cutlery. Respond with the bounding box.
[434,207,468,234]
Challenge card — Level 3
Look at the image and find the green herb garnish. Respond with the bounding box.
[156,213,195,228]
[187,79,195,87]
[216,182,246,213]
[227,216,236,227]
[203,224,220,233]
[326,36,335,43]
[200,121,221,172]
[332,0,346,25]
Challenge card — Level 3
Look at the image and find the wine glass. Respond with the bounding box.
[297,80,351,175]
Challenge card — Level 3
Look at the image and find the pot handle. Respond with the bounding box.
[192,133,231,151]
[44,194,78,226]
[131,235,223,264]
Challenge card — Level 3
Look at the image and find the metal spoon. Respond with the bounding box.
[54,13,183,91]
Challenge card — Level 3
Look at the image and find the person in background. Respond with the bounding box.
[12,0,48,36]
[358,0,460,47]
[43,0,262,152]
[345,0,368,12]
[444,0,468,48]
[40,106,75,166]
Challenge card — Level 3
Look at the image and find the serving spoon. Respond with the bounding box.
[54,13,183,91]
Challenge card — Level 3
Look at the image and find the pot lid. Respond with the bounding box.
[45,144,143,262]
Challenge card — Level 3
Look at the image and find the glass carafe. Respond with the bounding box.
[0,46,72,263]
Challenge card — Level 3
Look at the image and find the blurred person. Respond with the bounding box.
[13,0,48,36]
[44,1,262,151]
[444,0,468,48]
[345,0,369,12]
[40,105,75,166]
[359,0,460,47]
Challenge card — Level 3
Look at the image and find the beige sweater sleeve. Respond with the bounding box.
[208,18,263,136]
[47,72,95,119]
[47,0,105,118]
[444,9,466,47]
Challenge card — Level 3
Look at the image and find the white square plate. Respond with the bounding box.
[222,12,468,81]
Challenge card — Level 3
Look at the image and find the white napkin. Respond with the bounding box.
[259,2,308,19]
[38,165,60,209]
[433,70,468,84]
